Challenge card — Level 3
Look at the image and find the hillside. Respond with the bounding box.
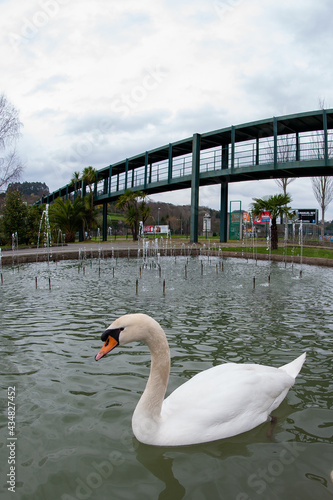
[110,199,221,236]
[6,182,50,205]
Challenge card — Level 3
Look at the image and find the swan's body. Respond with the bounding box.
[95,313,306,447]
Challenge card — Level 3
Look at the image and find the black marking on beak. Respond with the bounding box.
[101,327,124,343]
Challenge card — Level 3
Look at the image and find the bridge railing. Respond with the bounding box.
[200,146,222,172]
[96,151,194,197]
[198,129,333,174]
[95,128,333,199]
[172,152,192,179]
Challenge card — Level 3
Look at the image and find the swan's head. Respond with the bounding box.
[95,313,163,361]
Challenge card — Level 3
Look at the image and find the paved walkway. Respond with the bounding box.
[1,238,195,265]
[1,238,333,267]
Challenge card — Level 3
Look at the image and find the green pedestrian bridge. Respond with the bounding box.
[38,109,333,242]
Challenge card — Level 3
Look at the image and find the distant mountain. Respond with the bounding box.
[7,182,50,205]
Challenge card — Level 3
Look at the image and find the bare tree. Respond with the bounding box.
[0,94,24,191]
[274,135,297,235]
[274,135,297,197]
[275,178,295,196]
[312,176,333,239]
[275,177,295,239]
[0,150,24,189]
[310,99,333,239]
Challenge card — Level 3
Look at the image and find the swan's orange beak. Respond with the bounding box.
[95,336,118,361]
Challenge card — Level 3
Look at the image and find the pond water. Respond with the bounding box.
[1,254,333,500]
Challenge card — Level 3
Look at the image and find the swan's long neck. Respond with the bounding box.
[133,324,170,421]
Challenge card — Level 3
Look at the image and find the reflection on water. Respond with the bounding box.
[0,256,333,500]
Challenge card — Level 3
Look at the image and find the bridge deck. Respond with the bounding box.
[38,109,333,242]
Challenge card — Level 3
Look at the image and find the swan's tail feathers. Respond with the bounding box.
[279,352,306,379]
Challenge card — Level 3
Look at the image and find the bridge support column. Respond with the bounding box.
[168,143,173,183]
[220,182,228,243]
[190,133,201,243]
[102,203,108,241]
[323,109,328,164]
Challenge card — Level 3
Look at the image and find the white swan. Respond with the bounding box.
[95,313,306,447]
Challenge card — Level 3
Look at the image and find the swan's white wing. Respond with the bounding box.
[158,363,294,446]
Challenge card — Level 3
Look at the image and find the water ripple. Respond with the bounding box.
[1,257,333,500]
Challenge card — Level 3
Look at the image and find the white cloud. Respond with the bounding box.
[0,0,332,218]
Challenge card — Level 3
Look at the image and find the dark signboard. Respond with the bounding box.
[293,209,318,224]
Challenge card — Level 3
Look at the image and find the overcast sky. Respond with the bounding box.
[1,0,333,219]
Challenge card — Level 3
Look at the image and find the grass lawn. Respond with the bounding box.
[213,245,333,259]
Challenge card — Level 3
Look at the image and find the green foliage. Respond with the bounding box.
[7,181,49,197]
[108,212,126,222]
[82,193,99,237]
[0,190,46,245]
[115,190,151,241]
[49,197,85,243]
[214,246,333,260]
[251,193,292,221]
[251,193,293,250]
[70,171,81,186]
[81,167,97,236]
[2,190,28,244]
[82,166,96,195]
[26,204,44,245]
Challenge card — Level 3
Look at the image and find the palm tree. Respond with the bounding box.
[49,197,85,243]
[82,166,97,237]
[251,193,293,250]
[116,190,150,241]
[140,195,151,227]
[82,166,96,198]
[82,193,99,239]
[70,171,81,199]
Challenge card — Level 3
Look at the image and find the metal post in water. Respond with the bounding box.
[49,277,51,290]
[163,279,165,295]
[185,264,187,279]
[268,274,270,286]
[253,276,255,289]
[136,279,138,295]
[35,276,38,289]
